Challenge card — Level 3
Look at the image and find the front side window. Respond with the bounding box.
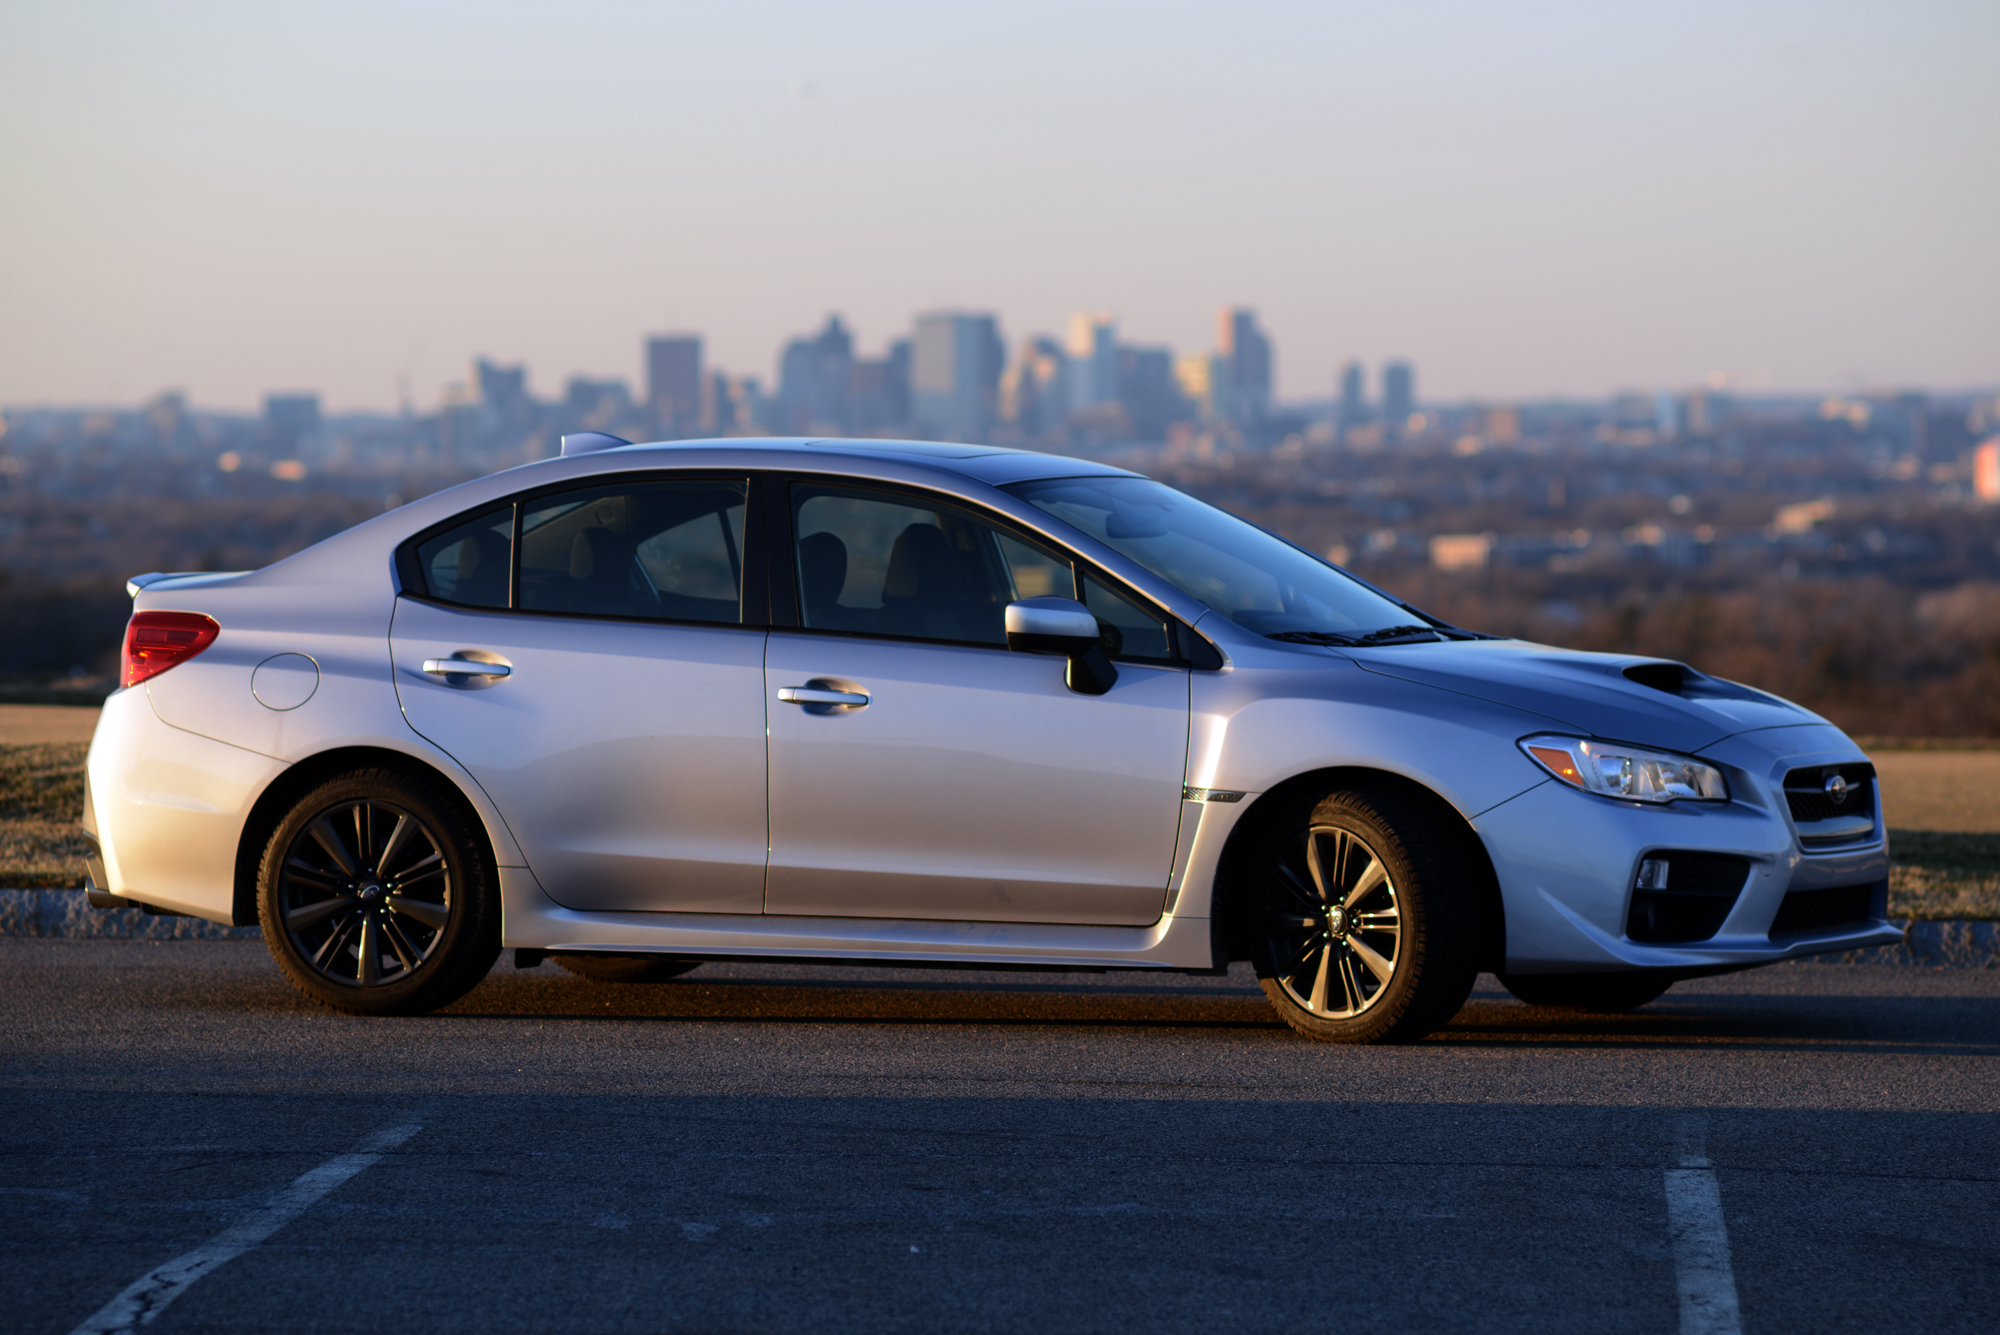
[792,485,1024,645]
[1083,574,1172,660]
[791,483,1180,661]
[1005,475,1416,640]
[517,479,746,623]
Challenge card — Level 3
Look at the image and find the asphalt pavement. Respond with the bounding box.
[2,939,1995,1334]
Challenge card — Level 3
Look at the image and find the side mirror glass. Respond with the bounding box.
[1005,597,1118,696]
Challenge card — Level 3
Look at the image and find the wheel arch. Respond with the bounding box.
[231,745,504,927]
[1212,766,1506,972]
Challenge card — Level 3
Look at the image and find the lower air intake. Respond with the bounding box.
[1769,884,1877,939]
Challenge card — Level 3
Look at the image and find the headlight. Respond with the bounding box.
[1519,734,1728,804]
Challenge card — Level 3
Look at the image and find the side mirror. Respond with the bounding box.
[1005,597,1118,696]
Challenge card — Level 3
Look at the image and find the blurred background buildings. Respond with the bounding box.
[1,297,1996,736]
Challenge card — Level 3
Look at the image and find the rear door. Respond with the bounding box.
[390,473,769,914]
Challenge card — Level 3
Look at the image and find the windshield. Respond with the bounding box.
[1004,476,1431,642]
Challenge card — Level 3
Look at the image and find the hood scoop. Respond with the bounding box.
[1623,662,1689,695]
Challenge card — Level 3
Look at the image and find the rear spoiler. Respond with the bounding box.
[125,571,246,599]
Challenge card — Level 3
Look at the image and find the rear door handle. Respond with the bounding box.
[778,686,869,707]
[423,659,512,679]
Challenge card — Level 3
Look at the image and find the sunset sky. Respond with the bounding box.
[2,0,1993,410]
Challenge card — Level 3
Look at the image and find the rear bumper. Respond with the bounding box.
[85,685,283,925]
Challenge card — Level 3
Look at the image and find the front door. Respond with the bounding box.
[390,475,768,914]
[765,482,1190,926]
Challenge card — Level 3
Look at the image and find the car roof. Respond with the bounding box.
[591,437,1142,487]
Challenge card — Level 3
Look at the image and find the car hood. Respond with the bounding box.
[1340,638,1822,754]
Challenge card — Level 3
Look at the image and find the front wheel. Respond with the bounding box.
[256,768,500,1016]
[1498,972,1673,1013]
[1246,788,1483,1044]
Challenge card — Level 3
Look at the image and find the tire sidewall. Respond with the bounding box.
[1250,787,1479,1044]
[257,769,498,1015]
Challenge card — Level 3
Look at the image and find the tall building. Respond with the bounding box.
[645,334,703,438]
[776,315,855,435]
[1175,353,1224,421]
[848,350,909,435]
[475,358,527,410]
[263,393,321,455]
[1338,360,1366,431]
[1382,360,1414,437]
[565,376,632,431]
[911,312,1004,444]
[1117,346,1180,441]
[1065,313,1119,414]
[1217,308,1272,423]
[1001,337,1067,436]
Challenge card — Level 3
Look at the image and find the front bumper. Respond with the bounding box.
[1476,725,1899,975]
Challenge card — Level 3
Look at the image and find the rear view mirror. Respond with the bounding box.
[1005,597,1118,695]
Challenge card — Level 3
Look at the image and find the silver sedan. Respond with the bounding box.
[83,437,1898,1041]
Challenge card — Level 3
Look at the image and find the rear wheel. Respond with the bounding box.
[552,953,701,984]
[256,769,499,1016]
[1498,972,1673,1013]
[1247,788,1482,1044]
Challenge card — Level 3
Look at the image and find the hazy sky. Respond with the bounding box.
[2,0,1994,411]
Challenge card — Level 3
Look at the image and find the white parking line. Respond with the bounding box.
[68,1124,421,1335]
[1665,1116,1743,1335]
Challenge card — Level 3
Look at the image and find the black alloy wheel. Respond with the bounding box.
[1248,788,1482,1044]
[257,769,499,1015]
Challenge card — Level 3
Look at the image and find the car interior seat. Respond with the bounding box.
[568,526,638,614]
[881,522,991,641]
[453,529,511,608]
[797,530,849,627]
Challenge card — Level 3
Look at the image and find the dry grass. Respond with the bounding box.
[0,742,89,887]
[1886,831,2000,921]
[3,743,1996,916]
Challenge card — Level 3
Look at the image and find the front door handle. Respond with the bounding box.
[423,658,512,679]
[778,685,869,708]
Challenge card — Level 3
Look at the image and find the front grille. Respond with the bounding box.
[1627,852,1751,944]
[1768,883,1877,938]
[1782,763,1877,848]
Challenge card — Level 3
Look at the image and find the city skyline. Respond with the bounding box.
[2,2,1993,411]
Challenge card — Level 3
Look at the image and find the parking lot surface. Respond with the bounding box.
[3,940,1995,1334]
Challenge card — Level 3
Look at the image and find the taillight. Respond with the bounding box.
[122,611,221,688]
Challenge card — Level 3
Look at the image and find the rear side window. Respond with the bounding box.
[518,480,747,623]
[414,506,512,609]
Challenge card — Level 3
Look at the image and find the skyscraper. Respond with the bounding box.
[1118,346,1180,441]
[1382,360,1414,437]
[1000,336,1066,436]
[911,312,1004,444]
[263,393,320,455]
[1218,308,1272,424]
[776,316,855,435]
[1338,360,1366,432]
[645,335,703,438]
[1065,312,1118,415]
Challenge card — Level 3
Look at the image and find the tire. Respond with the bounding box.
[1246,787,1482,1044]
[256,768,500,1016]
[1498,972,1673,1013]
[552,953,702,984]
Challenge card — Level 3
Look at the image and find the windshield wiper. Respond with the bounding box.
[1265,624,1443,648]
[1266,630,1366,647]
[1355,624,1443,645]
